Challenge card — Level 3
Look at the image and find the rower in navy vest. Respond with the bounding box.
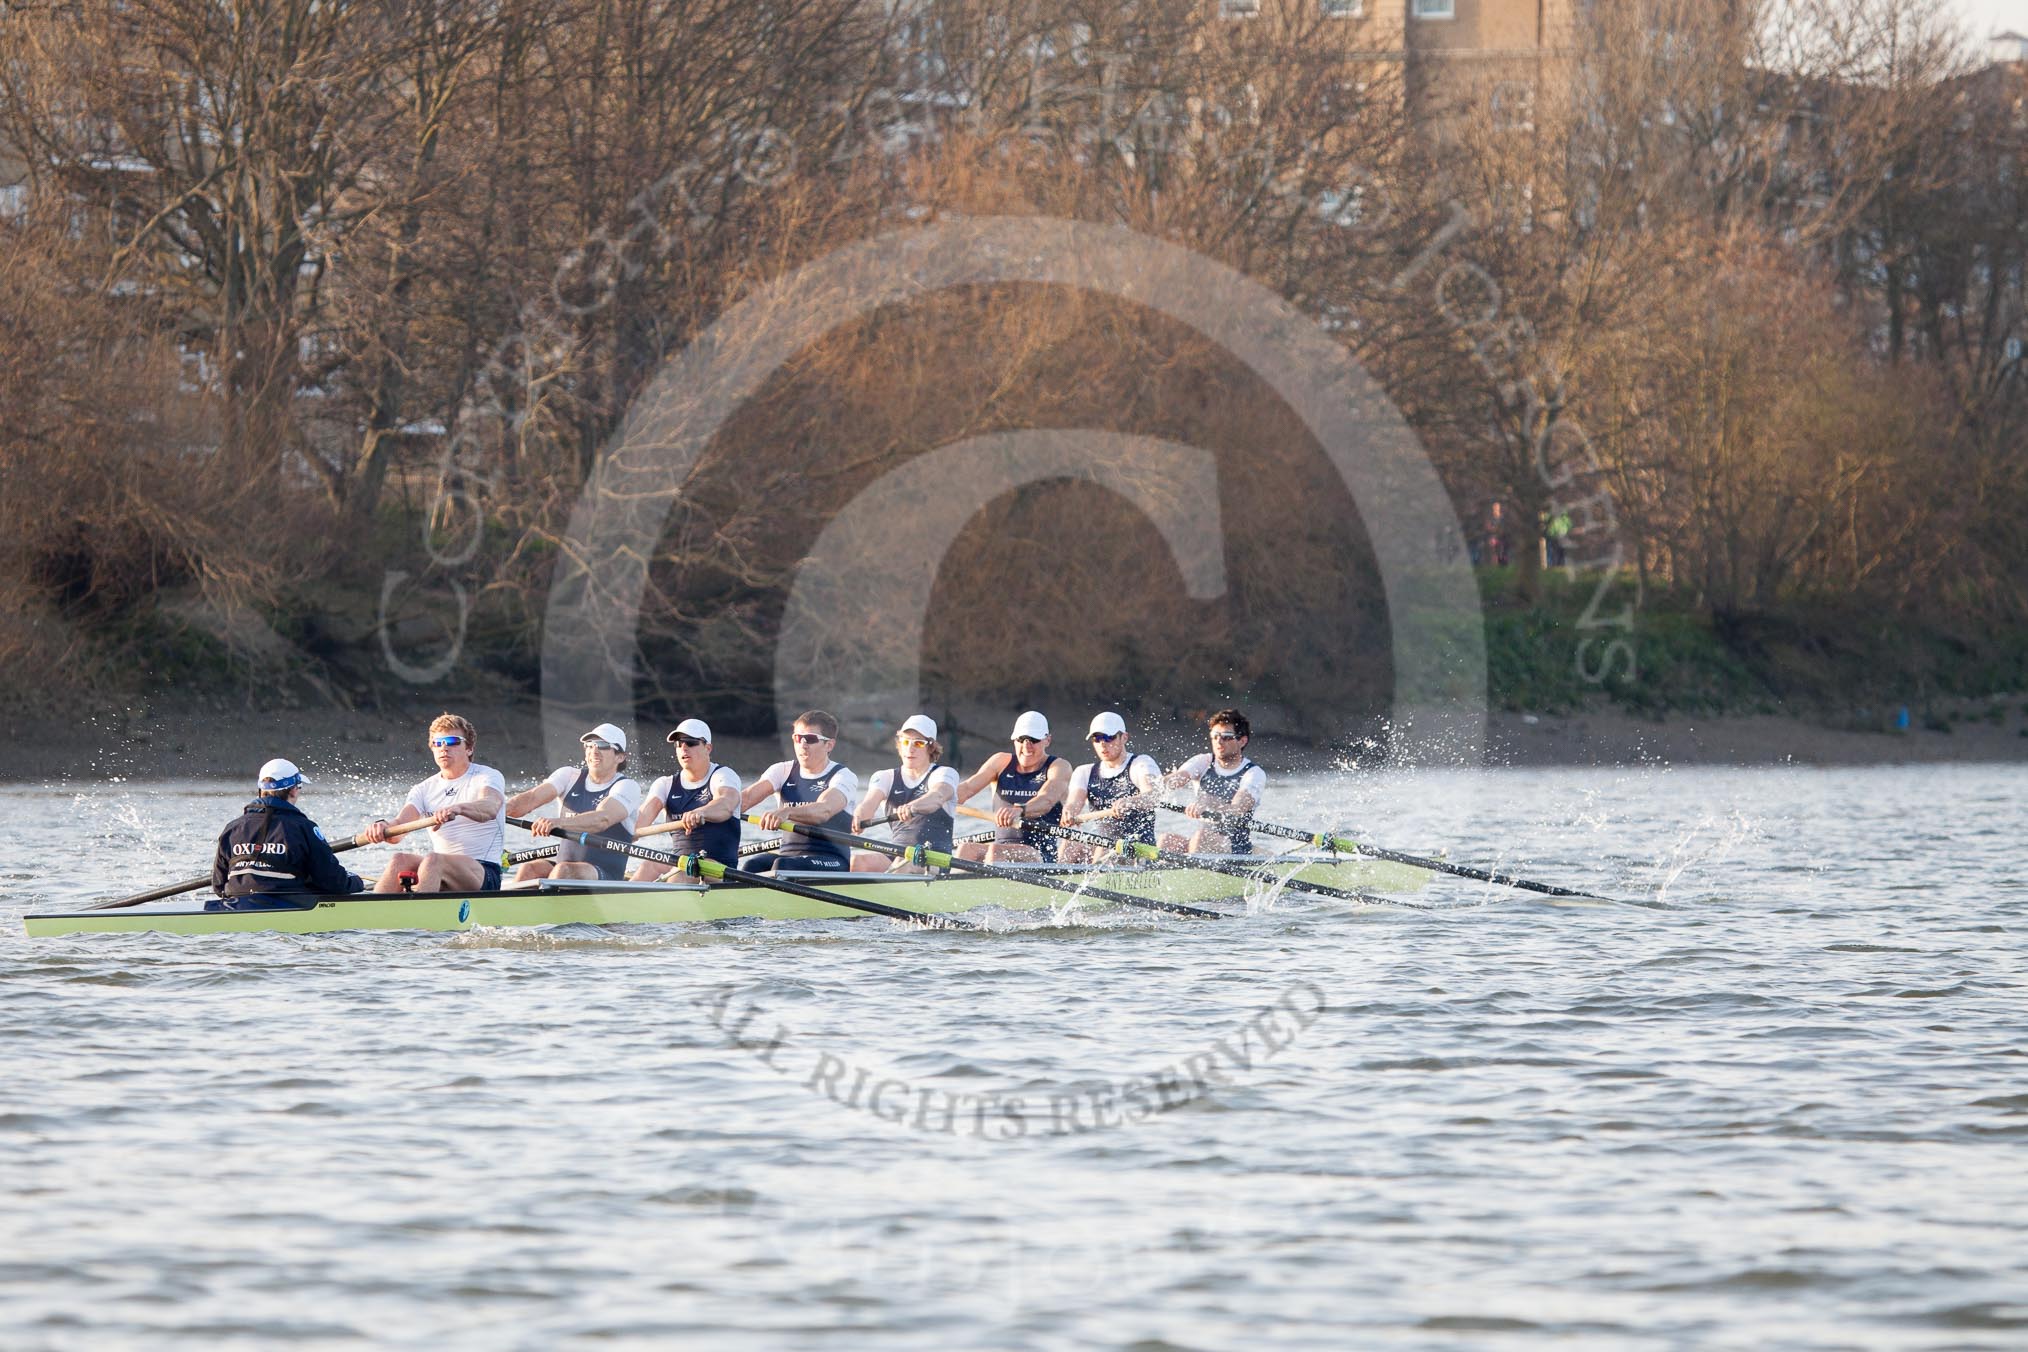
[632,718,743,878]
[739,709,860,874]
[1060,711,1163,863]
[1162,708,1266,855]
[849,714,960,873]
[209,758,366,908]
[503,722,645,881]
[954,710,1071,863]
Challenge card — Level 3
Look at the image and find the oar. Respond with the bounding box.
[506,818,975,930]
[505,843,560,866]
[85,816,436,911]
[1160,801,1620,902]
[1040,820,1443,910]
[763,814,1224,920]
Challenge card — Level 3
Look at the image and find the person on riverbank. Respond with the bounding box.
[849,715,959,873]
[631,719,743,878]
[955,710,1071,863]
[1162,709,1265,855]
[364,713,507,892]
[739,710,859,874]
[1059,712,1162,863]
[505,722,644,882]
[209,759,366,907]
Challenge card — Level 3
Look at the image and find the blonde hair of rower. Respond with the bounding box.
[364,713,507,893]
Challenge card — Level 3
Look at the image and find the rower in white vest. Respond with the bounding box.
[364,712,508,892]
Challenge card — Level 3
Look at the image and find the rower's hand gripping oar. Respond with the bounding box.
[1041,819,1442,911]
[1160,801,1621,903]
[506,817,975,930]
[85,816,436,911]
[769,814,1224,920]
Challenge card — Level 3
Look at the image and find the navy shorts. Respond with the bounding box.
[479,861,502,891]
[557,836,630,881]
[997,830,1059,863]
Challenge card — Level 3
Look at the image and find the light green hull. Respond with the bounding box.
[23,854,1429,937]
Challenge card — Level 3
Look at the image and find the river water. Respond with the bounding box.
[2,764,2024,1348]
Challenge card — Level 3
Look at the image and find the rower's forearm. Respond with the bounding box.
[565,803,630,833]
[503,789,548,817]
[783,802,839,824]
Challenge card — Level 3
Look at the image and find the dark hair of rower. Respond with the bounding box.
[1207,708,1250,741]
[794,709,839,741]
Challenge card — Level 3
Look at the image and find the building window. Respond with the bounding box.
[1321,0,1363,15]
[1220,0,1260,17]
[1412,0,1456,17]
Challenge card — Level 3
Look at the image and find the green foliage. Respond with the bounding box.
[1481,568,2028,719]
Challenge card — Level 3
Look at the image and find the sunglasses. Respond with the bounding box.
[429,735,465,748]
[1089,731,1121,743]
[1210,731,1242,742]
[793,733,831,745]
[1013,735,1043,745]
[672,736,706,748]
[897,736,930,749]
[583,740,619,752]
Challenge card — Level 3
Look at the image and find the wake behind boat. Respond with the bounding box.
[22,853,1433,937]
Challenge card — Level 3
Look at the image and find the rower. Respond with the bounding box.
[209,759,366,908]
[1162,708,1265,855]
[738,709,859,874]
[1059,711,1162,864]
[849,714,959,873]
[632,719,743,879]
[363,713,508,892]
[954,710,1070,864]
[504,721,644,882]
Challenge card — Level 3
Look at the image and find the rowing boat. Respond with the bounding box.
[22,852,1429,936]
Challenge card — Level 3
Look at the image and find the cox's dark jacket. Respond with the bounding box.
[212,798,365,899]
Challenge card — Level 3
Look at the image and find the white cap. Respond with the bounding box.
[257,758,306,791]
[1088,711,1126,739]
[1011,710,1050,740]
[898,714,938,741]
[668,718,713,743]
[580,722,628,751]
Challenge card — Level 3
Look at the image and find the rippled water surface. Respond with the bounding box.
[3,764,2025,1348]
